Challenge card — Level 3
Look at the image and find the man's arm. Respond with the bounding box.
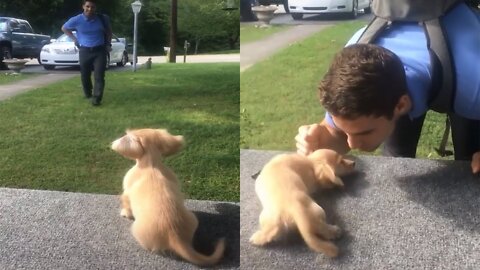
[61,20,78,47]
[295,118,350,156]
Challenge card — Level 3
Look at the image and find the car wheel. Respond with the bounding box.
[0,45,12,70]
[349,0,358,19]
[117,52,128,67]
[43,65,55,70]
[283,0,289,13]
[292,13,303,20]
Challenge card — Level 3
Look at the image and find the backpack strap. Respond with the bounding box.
[357,17,390,44]
[97,14,112,47]
[97,13,107,32]
[423,19,455,113]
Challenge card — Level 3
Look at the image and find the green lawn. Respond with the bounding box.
[240,21,453,159]
[240,24,292,44]
[0,63,240,201]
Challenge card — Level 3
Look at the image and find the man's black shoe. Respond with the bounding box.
[92,99,101,106]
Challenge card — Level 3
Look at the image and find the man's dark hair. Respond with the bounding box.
[84,0,97,4]
[318,43,408,120]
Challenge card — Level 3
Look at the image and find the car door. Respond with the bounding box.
[110,36,124,62]
[9,19,29,57]
[10,20,42,58]
[17,20,39,57]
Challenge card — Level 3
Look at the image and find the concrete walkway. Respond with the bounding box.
[240,24,331,72]
[0,187,239,269]
[0,73,77,101]
[241,149,480,269]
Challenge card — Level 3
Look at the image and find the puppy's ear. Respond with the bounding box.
[159,133,184,157]
[315,164,344,188]
[111,133,144,159]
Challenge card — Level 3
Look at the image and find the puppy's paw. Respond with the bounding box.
[330,225,342,239]
[322,242,339,258]
[120,208,134,219]
[249,231,268,246]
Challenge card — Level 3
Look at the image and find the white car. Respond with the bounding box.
[40,32,129,70]
[287,0,371,20]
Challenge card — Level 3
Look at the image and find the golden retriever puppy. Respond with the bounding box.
[249,149,355,257]
[111,128,225,266]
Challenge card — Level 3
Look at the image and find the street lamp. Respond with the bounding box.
[131,0,142,71]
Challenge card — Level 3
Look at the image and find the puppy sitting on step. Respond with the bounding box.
[111,128,225,266]
[249,149,355,257]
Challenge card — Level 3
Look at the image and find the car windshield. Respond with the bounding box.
[56,33,77,42]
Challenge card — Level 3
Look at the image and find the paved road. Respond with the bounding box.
[23,54,240,74]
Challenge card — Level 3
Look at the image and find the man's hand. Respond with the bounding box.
[471,151,480,174]
[295,120,350,156]
[295,123,322,156]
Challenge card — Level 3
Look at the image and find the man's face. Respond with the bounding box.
[83,1,97,17]
[331,114,397,152]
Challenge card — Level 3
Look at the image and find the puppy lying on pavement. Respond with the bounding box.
[249,149,355,257]
[111,128,225,266]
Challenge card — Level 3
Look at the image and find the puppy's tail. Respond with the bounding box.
[290,196,339,257]
[170,236,226,266]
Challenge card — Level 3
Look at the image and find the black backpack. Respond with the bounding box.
[356,0,470,156]
[357,0,463,114]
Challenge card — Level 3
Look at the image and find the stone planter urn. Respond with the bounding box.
[252,5,278,27]
[2,58,29,73]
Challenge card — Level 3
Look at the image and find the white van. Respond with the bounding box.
[287,0,372,20]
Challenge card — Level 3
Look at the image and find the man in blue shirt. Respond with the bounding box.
[295,2,480,174]
[62,0,112,106]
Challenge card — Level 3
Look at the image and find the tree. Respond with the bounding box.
[0,0,237,55]
[178,0,239,53]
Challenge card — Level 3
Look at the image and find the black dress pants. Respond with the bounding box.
[382,112,480,160]
[79,46,107,102]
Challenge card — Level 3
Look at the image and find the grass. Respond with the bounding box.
[0,63,240,201]
[240,24,292,44]
[240,21,453,159]
[0,72,38,85]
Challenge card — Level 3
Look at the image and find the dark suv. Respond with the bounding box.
[0,17,51,69]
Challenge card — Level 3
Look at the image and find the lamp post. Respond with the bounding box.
[131,0,142,71]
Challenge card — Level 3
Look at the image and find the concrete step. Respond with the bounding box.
[240,149,480,269]
[0,188,239,269]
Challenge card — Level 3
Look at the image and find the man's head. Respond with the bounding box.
[319,43,412,152]
[83,0,97,18]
